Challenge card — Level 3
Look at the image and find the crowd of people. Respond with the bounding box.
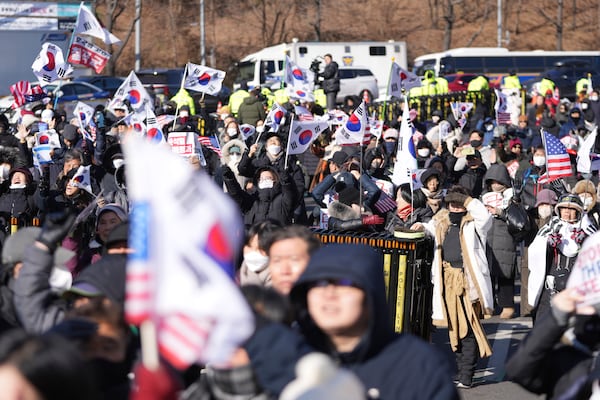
[0,58,598,399]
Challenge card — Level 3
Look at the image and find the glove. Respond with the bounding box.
[37,210,76,252]
[547,232,562,248]
[94,111,105,129]
[571,228,586,245]
[222,166,235,180]
[131,363,182,400]
[362,215,385,225]
[549,178,567,196]
[512,177,523,202]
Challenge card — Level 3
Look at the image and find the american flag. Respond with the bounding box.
[198,135,222,157]
[10,81,30,108]
[539,130,573,183]
[373,191,397,214]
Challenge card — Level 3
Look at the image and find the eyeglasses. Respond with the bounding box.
[310,278,359,289]
[512,145,522,149]
[230,152,241,156]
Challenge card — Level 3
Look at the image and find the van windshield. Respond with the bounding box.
[237,61,256,82]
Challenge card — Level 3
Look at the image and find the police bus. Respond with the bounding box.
[413,47,600,84]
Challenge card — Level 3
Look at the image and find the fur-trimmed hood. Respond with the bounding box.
[221,138,248,165]
[327,201,361,221]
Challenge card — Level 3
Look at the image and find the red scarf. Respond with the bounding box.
[397,204,413,221]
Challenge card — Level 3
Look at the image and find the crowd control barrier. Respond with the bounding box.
[310,229,434,340]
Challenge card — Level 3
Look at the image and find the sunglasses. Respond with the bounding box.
[310,278,359,289]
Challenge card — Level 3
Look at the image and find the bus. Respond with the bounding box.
[413,47,600,83]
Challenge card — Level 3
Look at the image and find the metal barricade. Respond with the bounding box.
[310,229,434,340]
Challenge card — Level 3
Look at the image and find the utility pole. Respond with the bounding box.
[497,0,502,47]
[135,0,141,71]
[200,0,206,65]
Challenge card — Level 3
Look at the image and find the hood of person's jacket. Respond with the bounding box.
[483,163,511,188]
[242,96,261,106]
[221,138,247,165]
[290,244,394,364]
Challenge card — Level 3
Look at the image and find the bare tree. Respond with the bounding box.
[97,0,139,75]
[536,0,564,50]
[442,0,455,50]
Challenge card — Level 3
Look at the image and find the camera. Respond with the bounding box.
[310,58,322,85]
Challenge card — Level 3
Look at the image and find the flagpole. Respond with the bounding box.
[540,128,550,179]
[140,320,159,370]
[284,114,295,170]
[172,63,190,132]
[55,2,84,110]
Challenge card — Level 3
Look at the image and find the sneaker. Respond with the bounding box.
[456,382,472,389]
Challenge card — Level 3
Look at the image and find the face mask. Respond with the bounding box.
[230,154,241,163]
[432,116,440,124]
[470,140,482,148]
[590,96,599,102]
[533,155,546,167]
[244,251,269,272]
[227,128,238,137]
[484,124,494,131]
[258,179,274,189]
[179,111,189,118]
[580,196,594,210]
[581,103,589,110]
[417,148,430,157]
[256,126,265,133]
[538,205,553,219]
[384,142,396,154]
[449,211,466,225]
[267,145,281,156]
[9,183,26,189]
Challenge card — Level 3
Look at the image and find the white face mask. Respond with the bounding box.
[179,111,189,118]
[267,145,281,156]
[227,128,238,137]
[590,96,599,102]
[230,154,241,163]
[538,205,553,219]
[244,251,269,272]
[417,148,430,157]
[580,195,594,210]
[533,155,546,167]
[258,179,274,189]
[582,103,589,110]
[256,126,265,133]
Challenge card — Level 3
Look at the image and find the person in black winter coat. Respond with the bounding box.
[320,54,340,111]
[482,164,518,319]
[0,167,37,240]
[288,244,459,399]
[454,149,486,198]
[223,166,297,228]
[506,287,600,399]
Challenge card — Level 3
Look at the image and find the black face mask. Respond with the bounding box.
[449,211,466,225]
[470,140,482,148]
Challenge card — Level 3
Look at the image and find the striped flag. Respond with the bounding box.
[10,81,30,108]
[123,136,253,369]
[198,135,222,157]
[494,89,512,125]
[540,130,573,183]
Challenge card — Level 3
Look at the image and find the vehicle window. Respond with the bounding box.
[60,86,75,96]
[483,56,515,73]
[514,56,545,72]
[415,58,438,76]
[338,69,355,79]
[73,84,94,95]
[439,57,456,75]
[137,73,168,85]
[106,78,124,87]
[237,61,255,82]
[452,57,482,73]
[369,46,386,56]
[355,69,374,77]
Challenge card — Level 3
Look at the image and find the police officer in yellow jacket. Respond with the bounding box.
[420,70,440,96]
[467,75,490,91]
[539,75,556,97]
[503,70,521,90]
[171,87,196,115]
[229,82,250,117]
[575,75,592,98]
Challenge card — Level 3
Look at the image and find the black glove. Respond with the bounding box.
[549,178,567,196]
[222,165,235,180]
[512,177,523,202]
[37,210,76,252]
